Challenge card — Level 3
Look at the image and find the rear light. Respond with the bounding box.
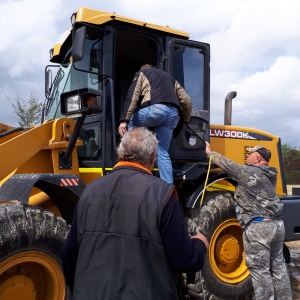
[83,94,97,107]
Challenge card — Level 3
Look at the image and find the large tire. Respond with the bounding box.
[185,192,254,300]
[0,203,70,300]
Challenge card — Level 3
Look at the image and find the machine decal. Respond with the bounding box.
[60,178,79,186]
[210,129,255,139]
[210,129,273,141]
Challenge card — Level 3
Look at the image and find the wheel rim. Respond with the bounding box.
[0,251,65,300]
[209,218,249,283]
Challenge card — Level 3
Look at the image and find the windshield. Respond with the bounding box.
[44,35,103,120]
[45,64,70,119]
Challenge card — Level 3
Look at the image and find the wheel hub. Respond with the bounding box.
[0,275,36,300]
[216,233,240,264]
[0,251,65,300]
[209,218,249,283]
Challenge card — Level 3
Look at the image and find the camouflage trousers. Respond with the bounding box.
[243,219,292,300]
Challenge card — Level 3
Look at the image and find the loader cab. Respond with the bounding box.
[44,9,210,179]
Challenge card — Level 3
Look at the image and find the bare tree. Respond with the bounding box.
[2,90,42,127]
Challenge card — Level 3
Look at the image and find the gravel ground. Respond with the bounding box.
[285,241,300,300]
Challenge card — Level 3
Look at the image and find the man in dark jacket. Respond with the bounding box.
[118,64,192,184]
[205,142,292,300]
[63,127,208,300]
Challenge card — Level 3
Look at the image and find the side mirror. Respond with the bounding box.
[45,69,52,98]
[72,26,87,62]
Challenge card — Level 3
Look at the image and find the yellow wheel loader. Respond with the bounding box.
[0,7,299,299]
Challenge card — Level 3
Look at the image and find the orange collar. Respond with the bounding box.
[113,161,153,175]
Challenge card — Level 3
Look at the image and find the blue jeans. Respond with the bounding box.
[128,104,179,183]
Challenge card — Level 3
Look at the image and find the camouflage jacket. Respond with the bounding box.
[208,151,283,227]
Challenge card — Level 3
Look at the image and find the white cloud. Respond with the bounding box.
[218,56,300,147]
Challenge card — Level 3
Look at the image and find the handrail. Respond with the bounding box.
[105,77,117,155]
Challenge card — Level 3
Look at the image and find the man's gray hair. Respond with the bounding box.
[117,127,158,164]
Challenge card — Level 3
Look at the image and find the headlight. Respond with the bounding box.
[67,95,81,113]
[61,88,103,116]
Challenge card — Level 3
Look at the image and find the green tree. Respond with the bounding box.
[3,90,42,127]
[281,143,300,184]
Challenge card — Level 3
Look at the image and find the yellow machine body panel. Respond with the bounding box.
[79,168,104,185]
[0,123,24,145]
[0,118,81,185]
[210,124,286,196]
[75,7,189,37]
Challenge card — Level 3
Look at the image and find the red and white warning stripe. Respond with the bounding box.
[60,178,79,186]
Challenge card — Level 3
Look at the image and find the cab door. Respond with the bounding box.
[166,39,210,163]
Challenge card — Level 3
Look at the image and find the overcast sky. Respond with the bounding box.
[1,0,299,147]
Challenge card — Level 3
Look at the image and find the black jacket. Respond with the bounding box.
[63,162,206,299]
[120,68,192,124]
[73,164,179,299]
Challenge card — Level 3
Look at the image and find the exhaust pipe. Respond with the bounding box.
[224,91,237,125]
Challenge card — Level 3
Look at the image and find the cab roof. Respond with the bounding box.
[50,7,189,63]
[75,7,189,37]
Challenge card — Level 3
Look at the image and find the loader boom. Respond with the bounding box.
[0,118,82,185]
